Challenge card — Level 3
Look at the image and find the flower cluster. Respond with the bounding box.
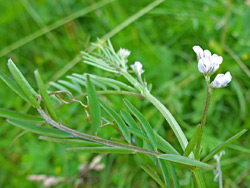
[193,46,232,88]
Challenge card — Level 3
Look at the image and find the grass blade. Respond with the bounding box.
[202,129,247,162]
[0,109,43,123]
[0,71,29,103]
[35,70,58,121]
[123,99,157,151]
[66,147,134,154]
[7,59,40,108]
[99,99,131,143]
[0,0,114,57]
[140,165,167,188]
[183,125,201,157]
[87,75,102,135]
[39,136,103,147]
[158,154,214,170]
[7,119,73,138]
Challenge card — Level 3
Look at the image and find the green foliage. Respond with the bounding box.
[86,75,102,135]
[0,0,250,187]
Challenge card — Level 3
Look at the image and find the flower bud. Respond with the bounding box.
[130,61,144,75]
[210,72,232,88]
[118,48,131,59]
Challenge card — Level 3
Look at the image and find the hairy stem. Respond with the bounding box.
[37,108,159,157]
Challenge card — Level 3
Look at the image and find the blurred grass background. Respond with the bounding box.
[0,0,250,187]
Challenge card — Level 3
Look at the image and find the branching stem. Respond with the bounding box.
[37,108,159,157]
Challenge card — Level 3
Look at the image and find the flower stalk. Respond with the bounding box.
[195,77,213,159]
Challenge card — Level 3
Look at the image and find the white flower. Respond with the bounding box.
[193,46,223,75]
[210,72,232,88]
[130,61,144,75]
[118,48,131,59]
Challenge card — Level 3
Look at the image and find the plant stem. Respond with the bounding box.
[122,71,189,151]
[37,108,159,157]
[195,78,212,159]
[192,168,206,188]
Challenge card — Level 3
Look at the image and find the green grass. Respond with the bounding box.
[0,0,250,187]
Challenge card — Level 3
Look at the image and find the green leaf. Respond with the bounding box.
[89,74,136,92]
[123,99,157,151]
[128,127,177,155]
[39,136,103,147]
[155,133,179,155]
[66,147,134,154]
[58,80,82,93]
[202,129,247,162]
[7,59,40,108]
[49,82,70,92]
[140,165,167,188]
[99,99,131,143]
[169,163,181,188]
[158,154,214,170]
[86,75,102,135]
[136,153,158,172]
[120,110,139,130]
[0,71,30,104]
[158,159,171,188]
[121,110,143,147]
[0,109,44,123]
[74,73,107,90]
[7,119,73,138]
[111,138,129,145]
[34,70,58,121]
[183,125,201,157]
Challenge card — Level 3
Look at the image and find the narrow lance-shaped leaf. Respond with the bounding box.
[183,124,201,157]
[158,154,214,170]
[155,133,180,155]
[86,75,101,135]
[35,70,58,121]
[99,99,131,143]
[123,99,157,151]
[140,165,168,188]
[169,162,181,188]
[202,129,247,162]
[136,153,158,172]
[0,71,30,103]
[39,136,103,147]
[158,159,171,188]
[7,119,73,138]
[66,147,134,154]
[89,74,136,92]
[120,110,143,147]
[0,108,44,123]
[7,59,40,108]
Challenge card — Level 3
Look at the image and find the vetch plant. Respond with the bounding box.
[0,40,246,188]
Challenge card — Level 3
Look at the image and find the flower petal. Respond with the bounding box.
[204,50,212,58]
